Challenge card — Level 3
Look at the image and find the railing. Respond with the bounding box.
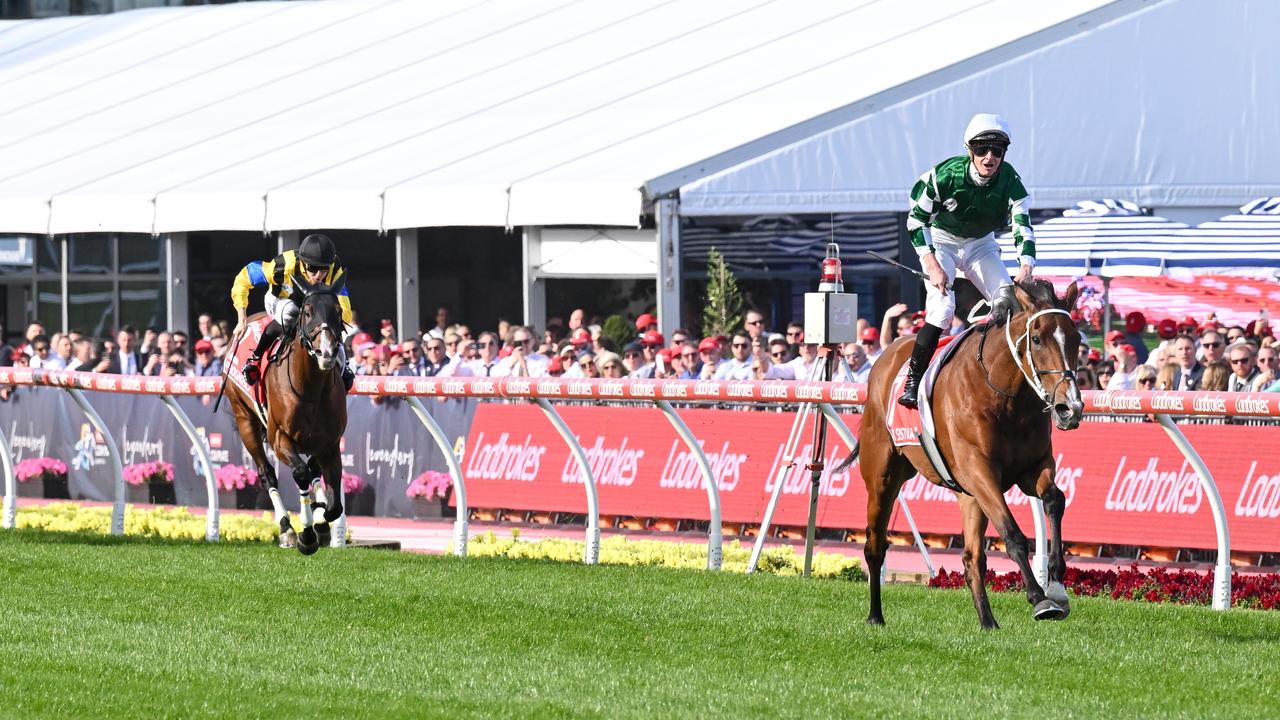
[4,368,1278,610]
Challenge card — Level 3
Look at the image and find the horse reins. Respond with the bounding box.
[1004,308,1079,412]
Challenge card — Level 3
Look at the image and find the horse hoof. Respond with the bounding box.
[1033,598,1066,621]
[865,615,885,626]
[315,523,332,547]
[278,529,296,549]
[296,527,320,556]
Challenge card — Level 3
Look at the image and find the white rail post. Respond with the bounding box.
[819,403,936,577]
[66,388,126,536]
[159,395,219,542]
[1156,414,1232,610]
[0,425,15,529]
[534,398,600,565]
[406,397,469,557]
[655,399,723,571]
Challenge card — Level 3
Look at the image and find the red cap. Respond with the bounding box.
[498,346,512,359]
[380,318,393,329]
[1178,315,1198,329]
[641,331,664,347]
[635,313,657,331]
[1124,311,1146,334]
[1156,318,1178,339]
[351,332,372,346]
[1087,348,1101,361]
[698,337,719,352]
[657,347,674,362]
[860,327,879,342]
[1118,343,1137,355]
[1106,330,1124,343]
[571,328,592,346]
[911,310,926,320]
[194,339,213,353]
[547,355,563,374]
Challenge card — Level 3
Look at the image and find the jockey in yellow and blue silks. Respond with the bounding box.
[232,233,355,391]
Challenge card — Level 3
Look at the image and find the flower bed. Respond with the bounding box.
[928,565,1280,610]
[15,502,279,543]
[469,532,864,581]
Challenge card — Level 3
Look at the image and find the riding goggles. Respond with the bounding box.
[298,260,331,276]
[969,143,1006,158]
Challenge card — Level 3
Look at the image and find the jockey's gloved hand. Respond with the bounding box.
[992,285,1019,326]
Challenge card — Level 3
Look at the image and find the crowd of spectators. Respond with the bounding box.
[2,303,1276,396]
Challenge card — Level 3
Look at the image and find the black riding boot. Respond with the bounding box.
[898,322,943,409]
[244,321,283,386]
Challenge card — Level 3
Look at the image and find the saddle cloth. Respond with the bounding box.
[886,335,957,447]
[227,316,279,419]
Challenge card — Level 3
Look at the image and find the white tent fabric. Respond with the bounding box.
[0,0,1117,234]
[679,0,1280,217]
[997,200,1189,278]
[1165,198,1280,280]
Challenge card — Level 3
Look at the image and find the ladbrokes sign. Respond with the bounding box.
[462,404,1280,551]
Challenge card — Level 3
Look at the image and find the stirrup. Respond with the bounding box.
[341,366,354,392]
[244,356,262,385]
[897,384,920,410]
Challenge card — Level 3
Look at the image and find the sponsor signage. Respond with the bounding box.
[463,405,1280,552]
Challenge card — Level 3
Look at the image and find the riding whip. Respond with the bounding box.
[865,250,952,289]
[211,325,246,414]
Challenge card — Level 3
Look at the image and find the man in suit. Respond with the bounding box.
[106,326,143,375]
[1169,334,1205,391]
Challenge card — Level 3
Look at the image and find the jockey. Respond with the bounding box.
[899,113,1036,409]
[231,233,355,391]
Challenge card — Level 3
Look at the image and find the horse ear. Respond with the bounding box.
[329,271,346,296]
[1061,281,1080,310]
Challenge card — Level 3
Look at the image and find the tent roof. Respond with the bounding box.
[679,0,1280,218]
[0,0,1114,234]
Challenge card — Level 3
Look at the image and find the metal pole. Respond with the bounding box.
[0,425,15,529]
[406,397,469,557]
[159,395,219,542]
[534,398,600,565]
[802,349,838,576]
[655,399,722,571]
[1156,414,1231,610]
[67,388,126,536]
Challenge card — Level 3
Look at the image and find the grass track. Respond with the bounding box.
[0,530,1276,719]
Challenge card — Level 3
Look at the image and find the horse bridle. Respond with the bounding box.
[1004,307,1079,410]
[298,294,341,364]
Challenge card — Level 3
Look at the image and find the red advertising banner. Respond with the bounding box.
[462,404,1280,552]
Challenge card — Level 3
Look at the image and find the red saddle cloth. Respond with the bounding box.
[228,317,279,408]
[886,334,959,448]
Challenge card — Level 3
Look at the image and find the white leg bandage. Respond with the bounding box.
[268,486,288,524]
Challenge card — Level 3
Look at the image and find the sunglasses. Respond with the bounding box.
[602,363,620,370]
[970,144,1006,158]
[478,341,494,347]
[681,352,697,359]
[298,261,326,275]
[1202,342,1223,349]
[1098,371,1113,376]
[1230,358,1251,365]
[1259,356,1277,363]
[786,331,802,337]
[731,343,748,348]
[771,351,786,358]
[446,340,458,346]
[426,345,444,351]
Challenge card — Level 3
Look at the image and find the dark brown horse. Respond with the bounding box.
[851,280,1083,629]
[227,277,348,554]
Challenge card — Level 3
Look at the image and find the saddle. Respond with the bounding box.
[886,324,984,494]
[229,317,282,420]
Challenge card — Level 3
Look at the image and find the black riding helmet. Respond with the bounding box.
[297,233,337,269]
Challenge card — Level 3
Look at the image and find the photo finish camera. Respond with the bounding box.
[803,243,857,345]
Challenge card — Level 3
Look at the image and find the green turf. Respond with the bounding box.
[0,530,1275,719]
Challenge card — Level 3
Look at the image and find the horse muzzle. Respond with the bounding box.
[315,355,335,371]
[1053,401,1083,431]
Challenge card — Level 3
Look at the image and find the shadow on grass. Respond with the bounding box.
[0,527,267,548]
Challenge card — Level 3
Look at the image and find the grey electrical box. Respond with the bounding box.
[803,292,858,345]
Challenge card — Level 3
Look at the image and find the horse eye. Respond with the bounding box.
[1032,336,1042,346]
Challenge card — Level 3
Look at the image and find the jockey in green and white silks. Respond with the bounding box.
[898,113,1037,409]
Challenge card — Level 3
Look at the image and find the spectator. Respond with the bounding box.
[442,331,463,361]
[596,351,624,378]
[631,331,664,378]
[1252,345,1278,392]
[106,326,143,375]
[172,330,189,360]
[676,342,699,379]
[754,336,794,380]
[143,332,177,376]
[878,303,910,352]
[1169,334,1204,391]
[696,337,721,379]
[1225,326,1247,345]
[495,326,548,377]
[1146,318,1179,368]
[1201,360,1230,392]
[714,333,753,381]
[425,306,450,340]
[65,338,100,372]
[1227,343,1258,392]
[1103,329,1125,360]
[375,319,396,350]
[668,327,691,351]
[1155,361,1178,391]
[1120,311,1150,363]
[1095,360,1115,390]
[783,322,804,353]
[28,335,54,369]
[576,351,599,378]
[842,342,872,383]
[635,313,658,337]
[46,334,72,370]
[859,327,881,362]
[1198,329,1226,366]
[467,331,502,377]
[567,308,585,333]
[197,313,214,341]
[162,350,194,377]
[1134,364,1157,391]
[396,339,426,375]
[785,340,819,381]
[192,339,223,377]
[1105,344,1139,390]
[1076,366,1099,391]
[418,338,449,376]
[355,343,384,376]
[743,309,766,340]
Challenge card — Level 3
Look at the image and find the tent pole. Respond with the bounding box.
[1101,276,1112,336]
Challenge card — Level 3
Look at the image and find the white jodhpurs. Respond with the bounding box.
[923,231,1013,328]
[265,290,299,326]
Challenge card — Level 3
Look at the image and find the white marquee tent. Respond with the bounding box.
[0,0,1219,237]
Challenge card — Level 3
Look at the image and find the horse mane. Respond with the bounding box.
[1015,278,1064,310]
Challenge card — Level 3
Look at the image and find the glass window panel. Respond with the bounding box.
[0,235,36,276]
[37,283,63,334]
[119,234,163,274]
[120,280,166,335]
[36,235,60,274]
[66,280,114,339]
[68,234,111,274]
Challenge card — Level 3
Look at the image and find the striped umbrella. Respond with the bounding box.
[999,199,1189,278]
[1166,197,1280,280]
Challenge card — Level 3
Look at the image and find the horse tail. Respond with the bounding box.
[831,440,860,475]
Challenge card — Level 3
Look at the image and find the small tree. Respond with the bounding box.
[701,247,744,338]
[600,315,634,350]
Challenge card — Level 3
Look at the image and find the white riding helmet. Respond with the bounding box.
[963,113,1011,147]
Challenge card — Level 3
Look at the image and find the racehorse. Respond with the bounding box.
[226,276,348,555]
[849,279,1083,629]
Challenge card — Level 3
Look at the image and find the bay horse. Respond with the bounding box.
[851,280,1083,629]
[227,276,348,555]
